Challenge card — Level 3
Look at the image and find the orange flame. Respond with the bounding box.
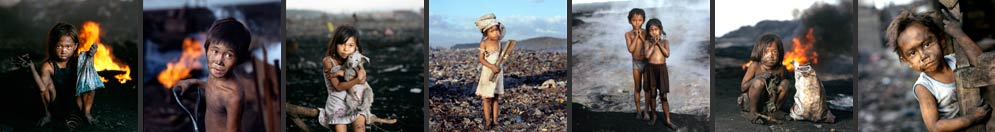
[157,38,204,88]
[79,21,132,84]
[782,28,818,71]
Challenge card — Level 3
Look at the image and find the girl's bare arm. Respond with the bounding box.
[28,62,47,91]
[324,57,359,92]
[479,42,499,72]
[662,40,670,57]
[741,62,758,92]
[645,41,655,59]
[916,85,987,132]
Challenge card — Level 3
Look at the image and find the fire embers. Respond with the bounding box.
[789,62,836,123]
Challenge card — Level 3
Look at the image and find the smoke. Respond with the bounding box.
[571,0,710,115]
[799,1,854,61]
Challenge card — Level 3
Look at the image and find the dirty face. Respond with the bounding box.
[207,42,237,78]
[897,23,943,72]
[55,36,77,61]
[761,42,781,68]
[649,25,662,40]
[629,14,644,29]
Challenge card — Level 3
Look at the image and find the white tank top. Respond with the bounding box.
[913,54,958,119]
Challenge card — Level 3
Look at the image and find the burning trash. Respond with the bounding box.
[79,21,132,84]
[157,38,204,88]
[782,28,818,71]
[789,61,835,123]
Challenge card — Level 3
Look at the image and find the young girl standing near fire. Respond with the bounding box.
[475,13,505,129]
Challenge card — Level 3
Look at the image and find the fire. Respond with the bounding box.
[78,21,132,84]
[157,38,204,88]
[782,28,818,71]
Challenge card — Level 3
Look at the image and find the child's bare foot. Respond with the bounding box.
[665,120,676,130]
[36,115,50,126]
[86,114,97,124]
[642,111,650,121]
[647,114,657,125]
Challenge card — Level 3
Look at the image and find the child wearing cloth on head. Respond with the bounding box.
[475,13,506,129]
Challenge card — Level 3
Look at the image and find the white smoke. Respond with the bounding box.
[572,0,710,116]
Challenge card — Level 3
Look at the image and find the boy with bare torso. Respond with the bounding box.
[174,18,252,132]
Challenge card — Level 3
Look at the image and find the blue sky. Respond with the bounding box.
[429,0,567,48]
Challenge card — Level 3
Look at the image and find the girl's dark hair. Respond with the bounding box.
[206,18,252,63]
[886,10,949,61]
[326,25,362,60]
[46,22,79,62]
[627,8,645,23]
[644,18,665,43]
[750,34,785,66]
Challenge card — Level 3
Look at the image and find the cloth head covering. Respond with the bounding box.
[475,13,505,40]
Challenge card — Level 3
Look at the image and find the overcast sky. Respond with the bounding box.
[429,0,567,48]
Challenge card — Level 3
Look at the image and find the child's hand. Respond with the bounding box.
[971,104,992,122]
[173,79,201,96]
[17,54,31,67]
[758,72,773,80]
[943,20,967,37]
[488,65,500,74]
[355,66,367,82]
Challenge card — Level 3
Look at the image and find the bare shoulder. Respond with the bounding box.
[40,62,54,73]
[323,56,340,67]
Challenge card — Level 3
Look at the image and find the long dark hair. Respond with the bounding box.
[644,18,665,43]
[326,25,362,61]
[45,22,79,62]
[750,34,785,67]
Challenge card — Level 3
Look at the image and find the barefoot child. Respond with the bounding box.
[886,11,990,132]
[25,22,79,126]
[738,34,790,124]
[624,8,649,120]
[644,18,674,128]
[319,25,395,132]
[173,18,251,132]
[474,13,505,129]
